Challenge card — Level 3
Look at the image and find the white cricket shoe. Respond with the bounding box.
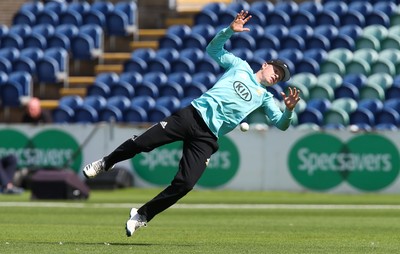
[126,208,147,237]
[82,158,114,179]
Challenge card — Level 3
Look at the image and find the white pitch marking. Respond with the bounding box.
[1,202,400,210]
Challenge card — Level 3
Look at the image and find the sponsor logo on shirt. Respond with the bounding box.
[233,81,252,101]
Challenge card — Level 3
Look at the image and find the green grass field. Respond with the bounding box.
[2,188,400,254]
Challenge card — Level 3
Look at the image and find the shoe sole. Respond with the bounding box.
[126,208,137,237]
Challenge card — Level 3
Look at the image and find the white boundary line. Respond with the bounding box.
[1,202,400,210]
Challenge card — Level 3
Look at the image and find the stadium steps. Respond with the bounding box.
[59,87,87,97]
[40,99,59,109]
[129,40,158,50]
[95,64,123,74]
[138,29,166,39]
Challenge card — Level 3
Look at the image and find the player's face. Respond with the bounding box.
[259,63,284,86]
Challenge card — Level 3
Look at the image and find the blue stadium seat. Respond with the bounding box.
[36,9,59,26]
[147,57,171,74]
[192,71,216,89]
[314,25,339,40]
[1,34,23,49]
[298,108,324,125]
[74,105,99,123]
[226,1,250,12]
[275,1,298,15]
[52,105,74,123]
[135,82,159,98]
[19,1,44,15]
[44,0,67,14]
[148,106,171,122]
[383,98,400,114]
[306,98,332,114]
[374,123,398,131]
[339,25,363,40]
[256,35,280,51]
[289,25,313,39]
[106,1,137,36]
[143,71,168,86]
[124,105,148,123]
[280,34,305,51]
[110,81,135,98]
[0,57,12,74]
[130,95,156,111]
[68,1,90,15]
[348,1,373,16]
[375,108,400,125]
[8,71,32,98]
[55,24,79,40]
[248,10,266,27]
[201,2,225,13]
[230,33,256,50]
[167,71,192,87]
[303,48,327,63]
[306,34,330,51]
[171,57,196,74]
[218,10,237,26]
[87,81,111,98]
[331,34,355,50]
[250,1,274,16]
[341,10,365,27]
[99,95,130,122]
[0,47,19,62]
[123,57,147,73]
[91,1,114,16]
[156,48,179,62]
[167,24,191,38]
[196,56,221,74]
[296,58,320,75]
[180,48,204,63]
[265,10,290,27]
[180,96,196,109]
[13,57,36,74]
[32,24,55,38]
[59,9,82,26]
[184,83,207,98]
[159,82,184,99]
[131,48,156,61]
[71,24,103,60]
[83,10,106,28]
[24,33,47,49]
[191,24,216,43]
[373,1,397,16]
[194,10,218,26]
[182,34,207,49]
[291,10,315,27]
[358,98,383,114]
[158,34,183,50]
[119,71,143,86]
[82,95,107,111]
[264,24,289,40]
[323,1,348,17]
[316,10,340,27]
[366,10,390,27]
[334,83,360,100]
[59,95,83,110]
[343,73,367,88]
[298,1,323,15]
[95,72,119,86]
[47,33,70,50]
[12,10,36,26]
[385,86,400,100]
[155,96,181,113]
[254,48,278,61]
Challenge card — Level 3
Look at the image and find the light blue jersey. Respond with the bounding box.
[192,26,293,138]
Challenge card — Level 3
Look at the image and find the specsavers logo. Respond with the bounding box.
[0,129,82,173]
[132,136,239,188]
[288,133,400,191]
